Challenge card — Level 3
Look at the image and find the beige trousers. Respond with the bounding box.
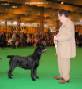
[58,56,70,81]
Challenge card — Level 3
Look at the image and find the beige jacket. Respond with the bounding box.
[54,19,76,58]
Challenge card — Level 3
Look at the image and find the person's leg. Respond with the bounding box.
[54,56,63,80]
[58,56,63,77]
[62,58,70,81]
[59,58,70,84]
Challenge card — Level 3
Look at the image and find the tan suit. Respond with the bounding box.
[54,19,76,81]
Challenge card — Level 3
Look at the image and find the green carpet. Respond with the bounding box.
[0,47,82,89]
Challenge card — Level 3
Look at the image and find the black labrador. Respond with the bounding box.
[7,43,46,81]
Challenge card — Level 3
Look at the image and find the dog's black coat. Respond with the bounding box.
[7,44,46,81]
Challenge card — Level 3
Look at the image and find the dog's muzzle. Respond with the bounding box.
[42,48,47,52]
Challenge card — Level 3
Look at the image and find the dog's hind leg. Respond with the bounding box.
[8,67,15,79]
[8,63,16,79]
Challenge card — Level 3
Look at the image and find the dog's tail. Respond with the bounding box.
[7,55,14,59]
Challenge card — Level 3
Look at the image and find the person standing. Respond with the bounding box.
[54,10,76,84]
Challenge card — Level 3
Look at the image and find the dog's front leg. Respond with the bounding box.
[34,68,39,79]
[31,68,36,81]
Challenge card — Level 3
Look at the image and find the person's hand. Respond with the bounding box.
[54,36,58,41]
[54,36,58,45]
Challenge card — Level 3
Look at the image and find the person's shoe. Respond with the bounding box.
[54,76,63,80]
[59,79,70,84]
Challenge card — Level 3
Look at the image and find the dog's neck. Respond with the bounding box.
[32,48,42,60]
[32,52,42,60]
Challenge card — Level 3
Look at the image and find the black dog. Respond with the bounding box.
[7,43,46,81]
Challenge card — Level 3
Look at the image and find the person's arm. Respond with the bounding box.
[56,24,74,41]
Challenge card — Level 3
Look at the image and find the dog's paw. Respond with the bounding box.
[8,76,13,79]
[36,76,39,79]
[32,78,36,81]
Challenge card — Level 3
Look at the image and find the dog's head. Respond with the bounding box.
[36,41,47,54]
[33,41,47,59]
